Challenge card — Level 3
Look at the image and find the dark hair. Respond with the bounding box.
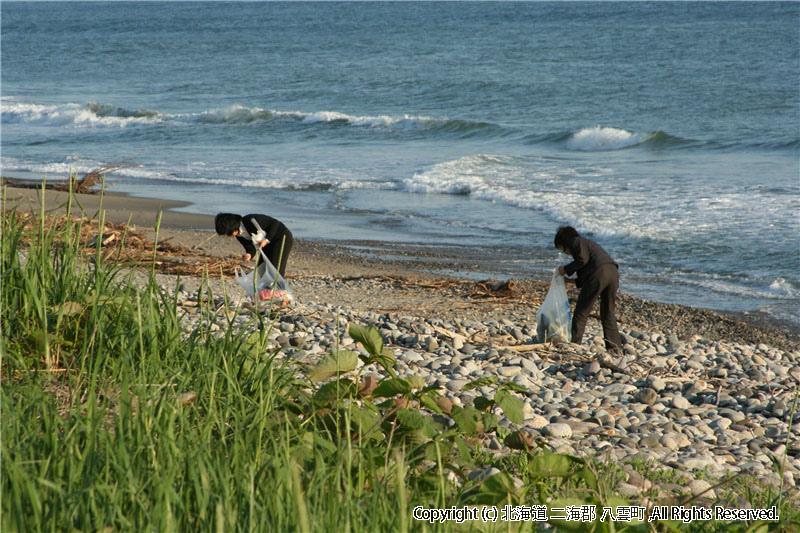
[214,213,242,236]
[554,226,580,249]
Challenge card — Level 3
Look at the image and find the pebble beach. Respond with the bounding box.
[7,186,800,505]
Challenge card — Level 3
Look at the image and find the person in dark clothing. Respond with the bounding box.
[215,213,294,277]
[554,226,622,353]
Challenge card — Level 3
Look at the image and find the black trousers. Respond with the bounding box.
[572,263,622,352]
[258,230,294,277]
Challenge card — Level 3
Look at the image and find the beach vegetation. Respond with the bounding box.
[2,185,798,532]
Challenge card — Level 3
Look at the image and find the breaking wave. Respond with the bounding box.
[1,99,163,128]
[0,98,504,138]
[566,126,653,151]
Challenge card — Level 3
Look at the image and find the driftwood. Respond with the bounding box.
[503,343,547,352]
[9,211,241,278]
[2,163,135,194]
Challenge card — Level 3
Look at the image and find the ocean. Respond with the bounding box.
[2,2,798,328]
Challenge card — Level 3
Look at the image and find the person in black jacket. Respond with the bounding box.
[554,226,622,353]
[215,213,294,276]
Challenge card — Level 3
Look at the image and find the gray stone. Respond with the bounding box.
[543,423,573,438]
[710,418,732,431]
[445,379,468,392]
[601,384,638,396]
[688,479,715,498]
[582,361,601,376]
[671,396,691,409]
[647,376,666,392]
[498,366,521,378]
[635,388,658,406]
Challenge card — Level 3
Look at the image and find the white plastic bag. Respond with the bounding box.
[235,249,294,305]
[536,269,572,343]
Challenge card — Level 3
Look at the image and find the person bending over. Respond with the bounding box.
[214,212,294,277]
[554,226,622,353]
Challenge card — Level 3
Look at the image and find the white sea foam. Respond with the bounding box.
[397,153,800,248]
[2,97,450,132]
[0,100,163,128]
[677,272,797,301]
[769,278,796,296]
[294,110,436,129]
[566,126,652,151]
[190,104,437,130]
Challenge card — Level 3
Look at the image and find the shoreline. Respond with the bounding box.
[4,183,799,349]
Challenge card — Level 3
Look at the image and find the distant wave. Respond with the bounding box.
[1,99,163,128]
[566,126,653,151]
[1,98,508,139]
[4,98,796,151]
[194,104,507,138]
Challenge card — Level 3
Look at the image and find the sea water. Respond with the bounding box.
[2,2,798,327]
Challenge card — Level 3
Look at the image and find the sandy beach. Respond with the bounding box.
[5,185,799,351]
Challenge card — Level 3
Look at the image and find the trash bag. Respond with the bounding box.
[536,269,572,343]
[235,249,294,305]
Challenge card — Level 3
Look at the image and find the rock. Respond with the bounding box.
[660,435,679,451]
[505,430,535,450]
[436,397,454,415]
[710,418,732,431]
[601,384,638,396]
[688,479,715,498]
[528,415,548,429]
[445,380,468,392]
[468,467,501,482]
[671,396,691,409]
[498,366,521,378]
[647,376,666,392]
[616,483,643,498]
[543,423,573,438]
[582,361,601,376]
[358,375,379,396]
[639,436,661,448]
[635,388,658,405]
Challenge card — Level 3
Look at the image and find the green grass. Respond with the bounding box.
[2,185,798,532]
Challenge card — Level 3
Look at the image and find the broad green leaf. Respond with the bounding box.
[405,375,426,390]
[418,392,443,414]
[313,379,356,404]
[528,453,573,478]
[374,348,397,371]
[455,436,472,463]
[464,376,498,391]
[475,473,519,505]
[451,405,479,435]
[308,350,359,382]
[403,429,429,446]
[494,389,524,424]
[372,378,411,398]
[473,396,494,412]
[348,324,384,356]
[347,407,381,436]
[396,408,426,429]
[480,412,498,433]
[499,381,528,393]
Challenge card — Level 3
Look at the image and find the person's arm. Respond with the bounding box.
[236,235,256,260]
[563,238,589,276]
